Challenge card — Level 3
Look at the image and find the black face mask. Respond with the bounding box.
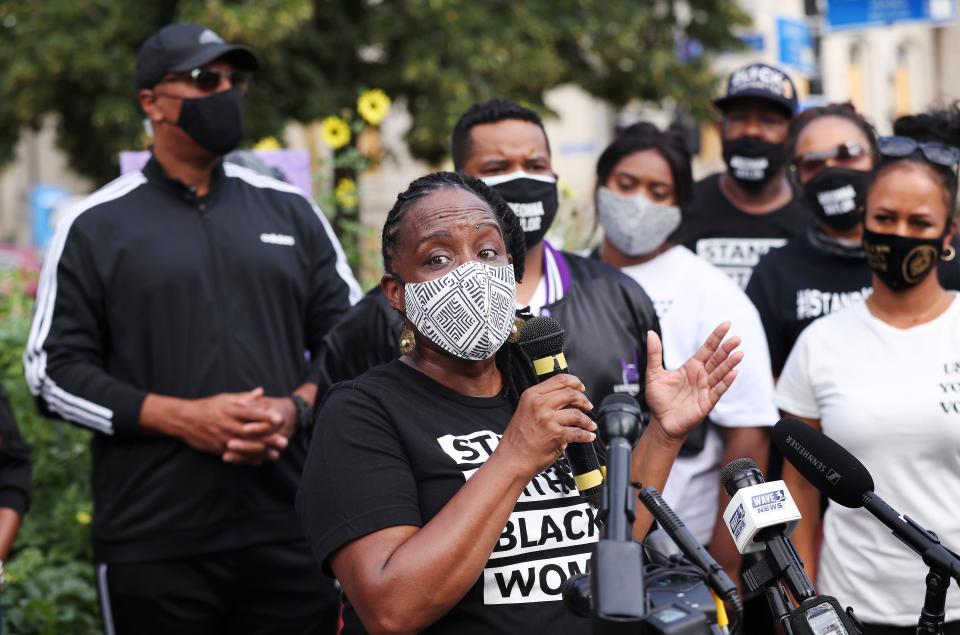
[802,167,872,232]
[863,227,943,291]
[176,88,246,156]
[722,137,786,191]
[482,171,559,248]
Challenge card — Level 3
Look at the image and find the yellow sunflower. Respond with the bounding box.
[320,116,351,150]
[357,89,391,126]
[253,136,282,151]
[335,177,359,210]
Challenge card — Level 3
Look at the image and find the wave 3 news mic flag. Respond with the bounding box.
[722,467,802,555]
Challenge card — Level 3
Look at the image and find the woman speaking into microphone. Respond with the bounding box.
[297,172,742,635]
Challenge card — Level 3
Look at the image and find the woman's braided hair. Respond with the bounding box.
[381,171,538,407]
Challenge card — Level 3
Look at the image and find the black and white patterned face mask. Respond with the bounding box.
[404,261,517,360]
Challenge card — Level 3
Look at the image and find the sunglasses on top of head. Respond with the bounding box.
[793,140,868,175]
[159,68,250,92]
[877,135,960,169]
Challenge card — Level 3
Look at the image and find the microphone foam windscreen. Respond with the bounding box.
[773,418,874,509]
[720,457,759,492]
[518,316,565,359]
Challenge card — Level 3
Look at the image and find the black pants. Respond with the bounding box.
[97,541,339,635]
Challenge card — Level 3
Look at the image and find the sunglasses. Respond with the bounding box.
[794,141,867,175]
[877,136,960,168]
[159,68,250,92]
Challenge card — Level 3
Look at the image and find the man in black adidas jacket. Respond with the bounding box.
[315,99,659,408]
[23,24,360,634]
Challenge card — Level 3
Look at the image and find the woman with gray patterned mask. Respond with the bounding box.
[595,122,779,586]
[298,170,744,635]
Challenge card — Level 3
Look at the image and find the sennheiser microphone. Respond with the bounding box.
[720,458,816,603]
[773,417,960,583]
[518,316,605,505]
[637,486,742,618]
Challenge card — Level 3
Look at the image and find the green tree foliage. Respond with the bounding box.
[0,0,748,185]
[1,274,101,634]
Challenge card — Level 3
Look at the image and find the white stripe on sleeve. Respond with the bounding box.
[223,163,363,305]
[23,172,147,435]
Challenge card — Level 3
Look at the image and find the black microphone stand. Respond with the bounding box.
[589,395,646,632]
[859,492,960,635]
[918,570,950,635]
[858,492,960,635]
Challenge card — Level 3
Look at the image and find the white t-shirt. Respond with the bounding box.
[621,246,779,543]
[776,295,960,626]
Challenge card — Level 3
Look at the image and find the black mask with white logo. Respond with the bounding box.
[722,137,786,191]
[863,228,943,291]
[176,88,246,156]
[482,171,559,248]
[802,167,872,232]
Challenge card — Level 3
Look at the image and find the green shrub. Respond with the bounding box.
[0,271,101,634]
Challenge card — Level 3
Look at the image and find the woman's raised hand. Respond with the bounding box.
[644,322,743,441]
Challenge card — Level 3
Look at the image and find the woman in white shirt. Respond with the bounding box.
[777,137,960,634]
[594,122,778,578]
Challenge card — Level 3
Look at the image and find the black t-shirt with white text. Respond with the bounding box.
[746,235,871,377]
[746,233,960,377]
[297,360,595,635]
[675,173,807,290]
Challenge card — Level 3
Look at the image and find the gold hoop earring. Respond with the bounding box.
[399,327,416,355]
[508,316,525,344]
[943,245,956,262]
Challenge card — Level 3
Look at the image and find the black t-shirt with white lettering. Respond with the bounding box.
[745,234,871,377]
[675,173,807,289]
[747,233,960,377]
[297,360,595,635]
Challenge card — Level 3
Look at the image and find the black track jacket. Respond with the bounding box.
[23,156,361,562]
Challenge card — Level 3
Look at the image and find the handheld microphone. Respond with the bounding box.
[773,418,960,583]
[637,486,742,618]
[720,458,802,555]
[519,316,605,505]
[720,458,816,603]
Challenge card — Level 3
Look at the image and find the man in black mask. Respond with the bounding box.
[23,23,361,633]
[676,63,807,289]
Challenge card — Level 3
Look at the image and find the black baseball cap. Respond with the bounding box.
[136,23,260,89]
[713,63,798,117]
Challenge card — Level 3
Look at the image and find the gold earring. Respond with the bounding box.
[942,245,957,262]
[508,316,525,344]
[399,327,416,355]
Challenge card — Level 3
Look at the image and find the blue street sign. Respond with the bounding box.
[29,185,69,249]
[741,33,766,52]
[777,17,816,76]
[826,0,957,30]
